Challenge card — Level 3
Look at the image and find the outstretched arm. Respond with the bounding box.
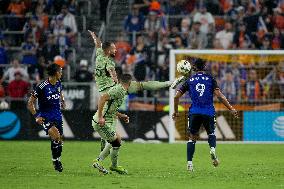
[214,89,238,118]
[88,30,102,48]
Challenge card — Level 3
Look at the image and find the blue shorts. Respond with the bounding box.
[188,114,216,135]
[42,120,63,136]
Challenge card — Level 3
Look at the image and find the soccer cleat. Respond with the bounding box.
[93,159,109,174]
[187,163,194,172]
[171,76,186,89]
[53,160,63,172]
[210,149,219,167]
[109,165,128,174]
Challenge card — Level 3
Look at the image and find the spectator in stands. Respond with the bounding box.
[74,60,93,82]
[39,33,60,65]
[273,8,284,31]
[166,0,183,26]
[263,62,284,99]
[7,71,30,109]
[68,0,77,15]
[173,36,185,49]
[243,6,259,34]
[62,4,77,41]
[229,57,247,83]
[8,71,30,98]
[232,22,253,49]
[133,0,150,16]
[124,5,145,33]
[52,0,67,14]
[259,35,272,50]
[21,33,38,71]
[38,33,60,78]
[35,4,49,30]
[144,11,166,34]
[271,28,284,49]
[31,0,49,14]
[0,59,29,84]
[187,21,208,49]
[130,35,150,81]
[215,21,233,49]
[0,35,8,64]
[193,4,215,34]
[236,6,245,22]
[180,18,190,47]
[220,70,240,104]
[243,69,264,102]
[23,16,44,45]
[114,34,131,64]
[7,0,26,30]
[52,15,72,57]
[156,35,172,76]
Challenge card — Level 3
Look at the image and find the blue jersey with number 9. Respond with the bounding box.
[178,72,219,116]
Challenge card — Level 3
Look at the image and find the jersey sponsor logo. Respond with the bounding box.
[47,93,60,100]
[195,83,205,96]
[0,111,21,139]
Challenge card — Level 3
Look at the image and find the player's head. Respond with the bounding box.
[47,63,62,80]
[192,58,206,71]
[102,41,117,58]
[119,74,132,87]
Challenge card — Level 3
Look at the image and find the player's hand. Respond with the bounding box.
[119,114,130,123]
[35,117,45,125]
[88,30,97,43]
[230,109,239,118]
[98,117,105,127]
[172,112,180,121]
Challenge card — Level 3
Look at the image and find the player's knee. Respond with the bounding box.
[189,134,199,141]
[109,138,121,148]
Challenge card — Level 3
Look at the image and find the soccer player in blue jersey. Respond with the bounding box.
[172,58,238,172]
[28,64,65,172]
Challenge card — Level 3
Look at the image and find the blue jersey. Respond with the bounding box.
[32,79,63,122]
[178,72,219,116]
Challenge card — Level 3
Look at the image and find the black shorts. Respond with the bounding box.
[188,114,216,135]
[42,120,63,136]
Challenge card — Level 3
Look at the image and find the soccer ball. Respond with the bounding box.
[177,60,191,75]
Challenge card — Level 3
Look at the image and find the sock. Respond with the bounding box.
[58,141,63,159]
[51,140,60,160]
[187,140,196,161]
[110,147,120,167]
[208,134,216,148]
[98,142,112,161]
[141,81,171,91]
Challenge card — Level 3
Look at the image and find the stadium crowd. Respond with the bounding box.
[120,0,284,101]
[0,0,283,106]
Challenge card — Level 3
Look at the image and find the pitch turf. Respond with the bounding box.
[0,141,283,189]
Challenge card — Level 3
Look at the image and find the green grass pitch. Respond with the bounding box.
[0,141,284,189]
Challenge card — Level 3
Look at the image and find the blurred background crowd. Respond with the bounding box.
[0,0,283,107]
